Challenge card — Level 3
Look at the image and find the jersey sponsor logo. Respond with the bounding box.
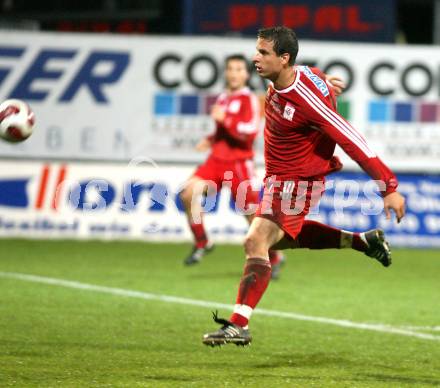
[283,103,295,121]
[299,66,329,97]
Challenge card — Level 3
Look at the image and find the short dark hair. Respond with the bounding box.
[257,26,299,65]
[225,54,250,72]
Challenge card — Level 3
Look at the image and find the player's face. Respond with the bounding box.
[225,59,249,91]
[253,38,284,81]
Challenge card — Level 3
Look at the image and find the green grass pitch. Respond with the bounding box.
[0,239,439,387]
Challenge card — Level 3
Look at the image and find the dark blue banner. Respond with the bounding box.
[313,171,440,248]
[0,165,437,247]
[184,0,395,42]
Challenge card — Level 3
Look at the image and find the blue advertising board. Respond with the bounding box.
[0,163,439,247]
[312,171,440,248]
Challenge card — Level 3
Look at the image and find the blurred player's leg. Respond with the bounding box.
[268,249,284,279]
[296,220,391,267]
[180,176,215,265]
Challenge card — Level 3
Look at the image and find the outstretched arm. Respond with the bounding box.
[297,80,405,223]
[384,191,406,223]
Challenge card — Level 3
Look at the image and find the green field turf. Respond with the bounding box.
[0,239,439,387]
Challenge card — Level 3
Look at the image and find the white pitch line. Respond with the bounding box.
[0,271,439,342]
[397,326,440,332]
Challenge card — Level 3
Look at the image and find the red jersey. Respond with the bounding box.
[208,87,260,161]
[264,66,398,195]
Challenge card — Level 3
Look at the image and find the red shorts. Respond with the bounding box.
[256,177,325,239]
[194,155,260,211]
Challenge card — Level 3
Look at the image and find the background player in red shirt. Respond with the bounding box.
[179,54,274,266]
[203,27,406,346]
[180,54,344,280]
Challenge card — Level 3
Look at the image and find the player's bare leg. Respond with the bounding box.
[244,214,285,279]
[180,176,214,265]
[203,217,284,346]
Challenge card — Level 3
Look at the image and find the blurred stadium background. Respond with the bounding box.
[0,1,439,386]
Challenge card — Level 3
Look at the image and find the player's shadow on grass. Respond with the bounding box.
[187,271,242,280]
[1,339,151,353]
[359,373,440,387]
[252,352,350,369]
[252,353,440,386]
[142,375,199,383]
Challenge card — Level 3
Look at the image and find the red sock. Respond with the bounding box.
[268,250,282,266]
[189,222,208,248]
[230,258,271,327]
[297,220,341,249]
[297,220,368,252]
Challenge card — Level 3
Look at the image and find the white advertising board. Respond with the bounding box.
[0,31,439,171]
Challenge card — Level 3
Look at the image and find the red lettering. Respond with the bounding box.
[263,5,277,27]
[116,21,147,34]
[229,5,258,30]
[282,5,309,29]
[57,21,73,32]
[346,6,381,32]
[314,6,342,32]
[92,23,111,33]
[227,4,382,35]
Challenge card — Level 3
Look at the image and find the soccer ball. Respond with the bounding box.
[0,99,35,143]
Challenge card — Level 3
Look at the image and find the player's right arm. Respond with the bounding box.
[195,137,212,152]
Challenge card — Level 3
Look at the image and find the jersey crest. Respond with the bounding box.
[283,102,295,121]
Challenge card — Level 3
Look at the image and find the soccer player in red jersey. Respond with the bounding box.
[202,27,406,346]
[180,54,344,279]
[180,54,285,277]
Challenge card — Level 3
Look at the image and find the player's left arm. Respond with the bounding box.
[324,121,406,222]
[384,191,406,223]
[299,87,405,222]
